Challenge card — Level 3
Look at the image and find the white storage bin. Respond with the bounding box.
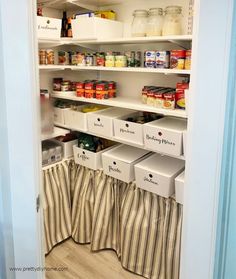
[144,117,187,156]
[37,16,62,39]
[102,145,150,183]
[87,108,134,137]
[135,154,185,198]
[54,107,70,125]
[73,145,116,170]
[175,171,185,205]
[114,112,156,145]
[72,17,123,40]
[64,105,105,131]
[53,139,78,159]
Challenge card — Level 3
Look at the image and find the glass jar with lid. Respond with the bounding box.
[131,10,148,37]
[146,8,163,37]
[162,6,183,36]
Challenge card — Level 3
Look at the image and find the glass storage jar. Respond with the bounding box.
[131,10,148,37]
[146,8,163,36]
[162,6,183,36]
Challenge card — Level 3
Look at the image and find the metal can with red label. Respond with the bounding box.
[163,91,176,109]
[96,52,105,66]
[170,50,186,69]
[184,50,191,70]
[96,82,109,99]
[76,82,85,97]
[175,82,189,109]
[85,81,97,98]
[108,81,116,98]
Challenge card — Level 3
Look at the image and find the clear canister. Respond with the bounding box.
[162,6,183,36]
[146,8,163,36]
[131,10,148,37]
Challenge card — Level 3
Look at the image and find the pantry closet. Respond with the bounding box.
[1,0,231,278]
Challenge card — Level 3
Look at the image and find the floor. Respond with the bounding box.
[45,238,141,279]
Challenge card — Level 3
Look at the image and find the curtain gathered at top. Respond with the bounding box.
[42,160,183,279]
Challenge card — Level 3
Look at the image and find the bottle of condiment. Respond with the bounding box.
[61,11,67,37]
[67,17,73,37]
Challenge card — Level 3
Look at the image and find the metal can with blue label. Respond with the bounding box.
[144,50,156,68]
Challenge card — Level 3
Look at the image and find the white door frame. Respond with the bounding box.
[0,0,43,278]
[0,0,233,278]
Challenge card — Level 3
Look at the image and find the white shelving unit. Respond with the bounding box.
[41,126,69,141]
[51,91,188,118]
[39,64,191,75]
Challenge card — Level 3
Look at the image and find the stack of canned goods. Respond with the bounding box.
[76,80,116,99]
[57,50,142,68]
[142,86,176,109]
[39,49,55,65]
[144,49,191,69]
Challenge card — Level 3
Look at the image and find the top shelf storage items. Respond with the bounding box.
[71,17,123,40]
[37,16,62,39]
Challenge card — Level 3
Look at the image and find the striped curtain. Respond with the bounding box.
[42,161,72,254]
[91,175,127,257]
[43,162,183,279]
[120,184,183,279]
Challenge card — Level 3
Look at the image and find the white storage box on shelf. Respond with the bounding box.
[175,171,185,205]
[73,144,117,170]
[135,154,185,198]
[114,113,162,145]
[37,16,62,39]
[54,107,70,126]
[102,144,150,183]
[64,105,106,131]
[71,17,123,40]
[144,117,187,156]
[87,108,134,137]
[52,139,78,159]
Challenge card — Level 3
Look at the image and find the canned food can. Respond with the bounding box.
[86,54,94,66]
[61,81,70,92]
[39,49,47,65]
[115,55,127,67]
[144,51,156,68]
[108,81,116,98]
[96,83,109,99]
[58,51,69,65]
[156,51,170,69]
[46,49,54,65]
[105,55,115,67]
[53,78,63,91]
[163,92,176,109]
[125,51,135,67]
[76,82,85,97]
[184,50,191,70]
[96,53,105,66]
[135,51,141,67]
[77,53,86,66]
[170,50,186,69]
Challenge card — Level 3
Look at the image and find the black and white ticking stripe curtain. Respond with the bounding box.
[42,161,183,279]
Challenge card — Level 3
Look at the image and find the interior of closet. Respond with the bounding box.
[38,1,193,278]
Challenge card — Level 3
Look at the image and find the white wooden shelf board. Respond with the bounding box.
[54,123,185,161]
[39,65,191,75]
[41,126,70,141]
[51,92,188,118]
[38,35,192,47]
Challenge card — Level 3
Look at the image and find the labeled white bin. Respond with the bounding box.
[53,139,78,159]
[37,16,62,39]
[175,171,185,205]
[64,105,106,131]
[144,117,187,156]
[135,154,185,198]
[88,108,134,137]
[114,112,148,145]
[102,145,150,183]
[72,17,123,40]
[73,145,116,170]
[54,107,70,126]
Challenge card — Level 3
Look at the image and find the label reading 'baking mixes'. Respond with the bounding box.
[146,134,176,146]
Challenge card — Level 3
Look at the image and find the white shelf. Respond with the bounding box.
[51,92,188,118]
[41,126,69,141]
[54,123,185,161]
[38,0,124,11]
[38,35,192,47]
[39,65,191,75]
